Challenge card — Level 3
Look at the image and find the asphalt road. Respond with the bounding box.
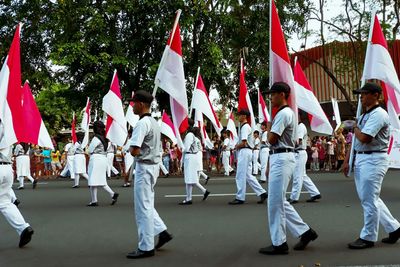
[1,171,400,267]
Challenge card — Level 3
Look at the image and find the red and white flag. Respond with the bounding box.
[160,110,177,145]
[71,112,77,144]
[190,70,223,136]
[194,109,213,149]
[155,10,188,147]
[226,110,238,145]
[238,58,256,128]
[125,92,139,128]
[102,70,127,146]
[362,15,400,129]
[293,59,333,135]
[270,0,298,121]
[258,88,270,123]
[0,23,23,148]
[20,81,53,149]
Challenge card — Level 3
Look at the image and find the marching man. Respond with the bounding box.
[126,90,172,259]
[288,120,321,204]
[228,109,267,205]
[259,121,270,184]
[259,82,317,255]
[221,130,233,176]
[344,83,400,249]
[252,130,260,176]
[0,120,34,248]
[60,139,75,180]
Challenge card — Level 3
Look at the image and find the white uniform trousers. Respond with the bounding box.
[268,152,310,246]
[290,150,320,201]
[0,165,30,235]
[235,148,266,201]
[354,153,400,242]
[222,151,233,176]
[252,150,260,175]
[259,148,269,182]
[134,162,167,251]
[60,155,75,179]
[106,153,119,177]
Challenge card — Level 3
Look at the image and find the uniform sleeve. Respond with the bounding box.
[261,132,268,143]
[130,120,148,148]
[296,124,305,140]
[240,125,251,141]
[361,110,387,138]
[271,111,289,137]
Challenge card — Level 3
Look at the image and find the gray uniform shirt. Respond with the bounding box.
[74,142,85,154]
[260,130,270,149]
[354,106,390,152]
[0,123,12,163]
[130,115,161,164]
[270,106,295,150]
[88,137,107,155]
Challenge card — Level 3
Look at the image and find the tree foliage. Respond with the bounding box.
[0,0,312,134]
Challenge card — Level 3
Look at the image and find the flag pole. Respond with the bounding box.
[269,0,273,89]
[152,9,182,97]
[189,66,201,118]
[347,9,376,176]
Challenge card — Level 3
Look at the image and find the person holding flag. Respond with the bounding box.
[344,83,400,249]
[259,121,270,184]
[73,132,89,188]
[221,130,234,176]
[260,82,317,255]
[14,142,37,189]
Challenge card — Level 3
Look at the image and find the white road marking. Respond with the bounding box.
[165,192,307,198]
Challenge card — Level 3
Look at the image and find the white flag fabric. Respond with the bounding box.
[331,98,342,132]
[293,59,333,135]
[102,70,127,146]
[125,92,139,128]
[226,110,238,147]
[190,72,223,136]
[81,97,90,147]
[194,109,213,149]
[160,111,178,145]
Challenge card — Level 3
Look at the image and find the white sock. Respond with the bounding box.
[90,187,98,203]
[185,184,193,201]
[103,184,114,197]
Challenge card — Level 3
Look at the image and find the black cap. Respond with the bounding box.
[237,109,250,116]
[129,90,154,103]
[353,83,382,94]
[264,82,291,94]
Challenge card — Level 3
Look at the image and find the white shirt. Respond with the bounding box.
[296,123,308,150]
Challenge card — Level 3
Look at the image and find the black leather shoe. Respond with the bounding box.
[294,228,318,250]
[258,180,266,184]
[18,187,24,190]
[288,199,299,204]
[87,202,98,207]
[204,176,210,185]
[72,185,79,188]
[257,193,268,204]
[126,249,155,259]
[259,242,289,255]
[306,194,321,202]
[111,193,119,205]
[178,200,192,205]
[19,226,34,248]
[13,199,21,207]
[32,180,37,189]
[203,191,210,201]
[382,227,400,244]
[155,230,173,249]
[228,199,244,205]
[348,238,374,249]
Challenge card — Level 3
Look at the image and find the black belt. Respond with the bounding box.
[356,151,387,154]
[0,162,11,165]
[295,149,305,153]
[185,152,197,154]
[240,147,252,150]
[270,148,294,155]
